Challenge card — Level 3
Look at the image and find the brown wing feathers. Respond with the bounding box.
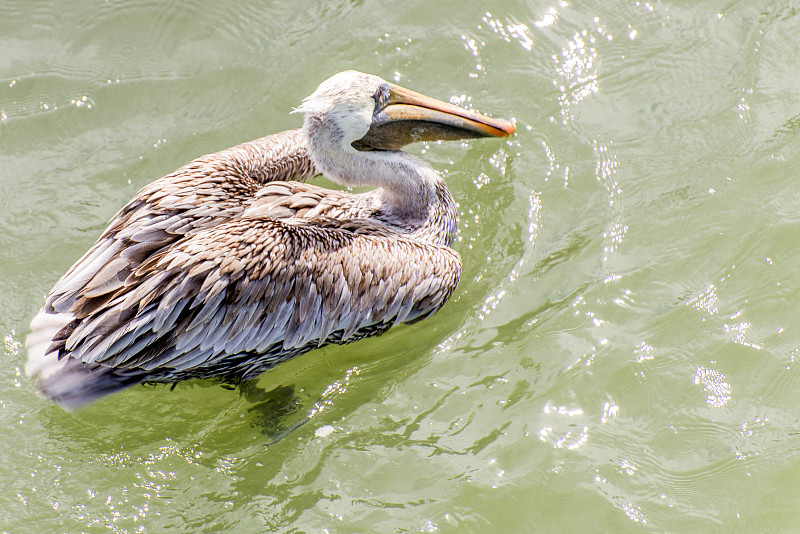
[50,216,459,380]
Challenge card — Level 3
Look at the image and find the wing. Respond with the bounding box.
[49,216,461,382]
[45,129,318,317]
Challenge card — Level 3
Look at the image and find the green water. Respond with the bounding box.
[2,0,800,531]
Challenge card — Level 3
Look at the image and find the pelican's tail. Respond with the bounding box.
[37,358,146,411]
[25,309,145,411]
[25,309,74,380]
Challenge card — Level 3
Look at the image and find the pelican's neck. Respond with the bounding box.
[304,115,451,227]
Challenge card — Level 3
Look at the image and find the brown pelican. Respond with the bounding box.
[25,70,514,410]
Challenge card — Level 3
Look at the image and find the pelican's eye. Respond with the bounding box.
[372,84,392,112]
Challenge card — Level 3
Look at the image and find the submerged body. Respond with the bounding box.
[26,71,513,410]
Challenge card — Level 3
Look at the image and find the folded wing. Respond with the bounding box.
[33,215,460,408]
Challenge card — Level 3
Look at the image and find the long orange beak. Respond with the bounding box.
[352,83,514,151]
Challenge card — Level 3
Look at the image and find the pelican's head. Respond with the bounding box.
[294,70,514,153]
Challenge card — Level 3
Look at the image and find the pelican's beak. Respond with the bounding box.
[352,83,515,151]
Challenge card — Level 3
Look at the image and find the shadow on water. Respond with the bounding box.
[238,382,311,444]
[29,306,461,455]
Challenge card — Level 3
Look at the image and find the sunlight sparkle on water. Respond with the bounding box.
[482,12,534,53]
[528,191,541,243]
[479,290,507,320]
[600,402,619,423]
[623,503,647,524]
[690,285,719,316]
[634,341,654,362]
[724,317,762,350]
[554,25,601,123]
[535,7,559,28]
[539,402,589,448]
[4,331,21,355]
[694,366,731,407]
[308,367,361,418]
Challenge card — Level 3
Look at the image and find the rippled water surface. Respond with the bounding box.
[3,1,800,532]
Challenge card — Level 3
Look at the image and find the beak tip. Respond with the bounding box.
[498,119,515,136]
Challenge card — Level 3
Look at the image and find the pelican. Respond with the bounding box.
[25,70,514,410]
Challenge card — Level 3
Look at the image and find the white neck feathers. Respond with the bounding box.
[303,115,441,219]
